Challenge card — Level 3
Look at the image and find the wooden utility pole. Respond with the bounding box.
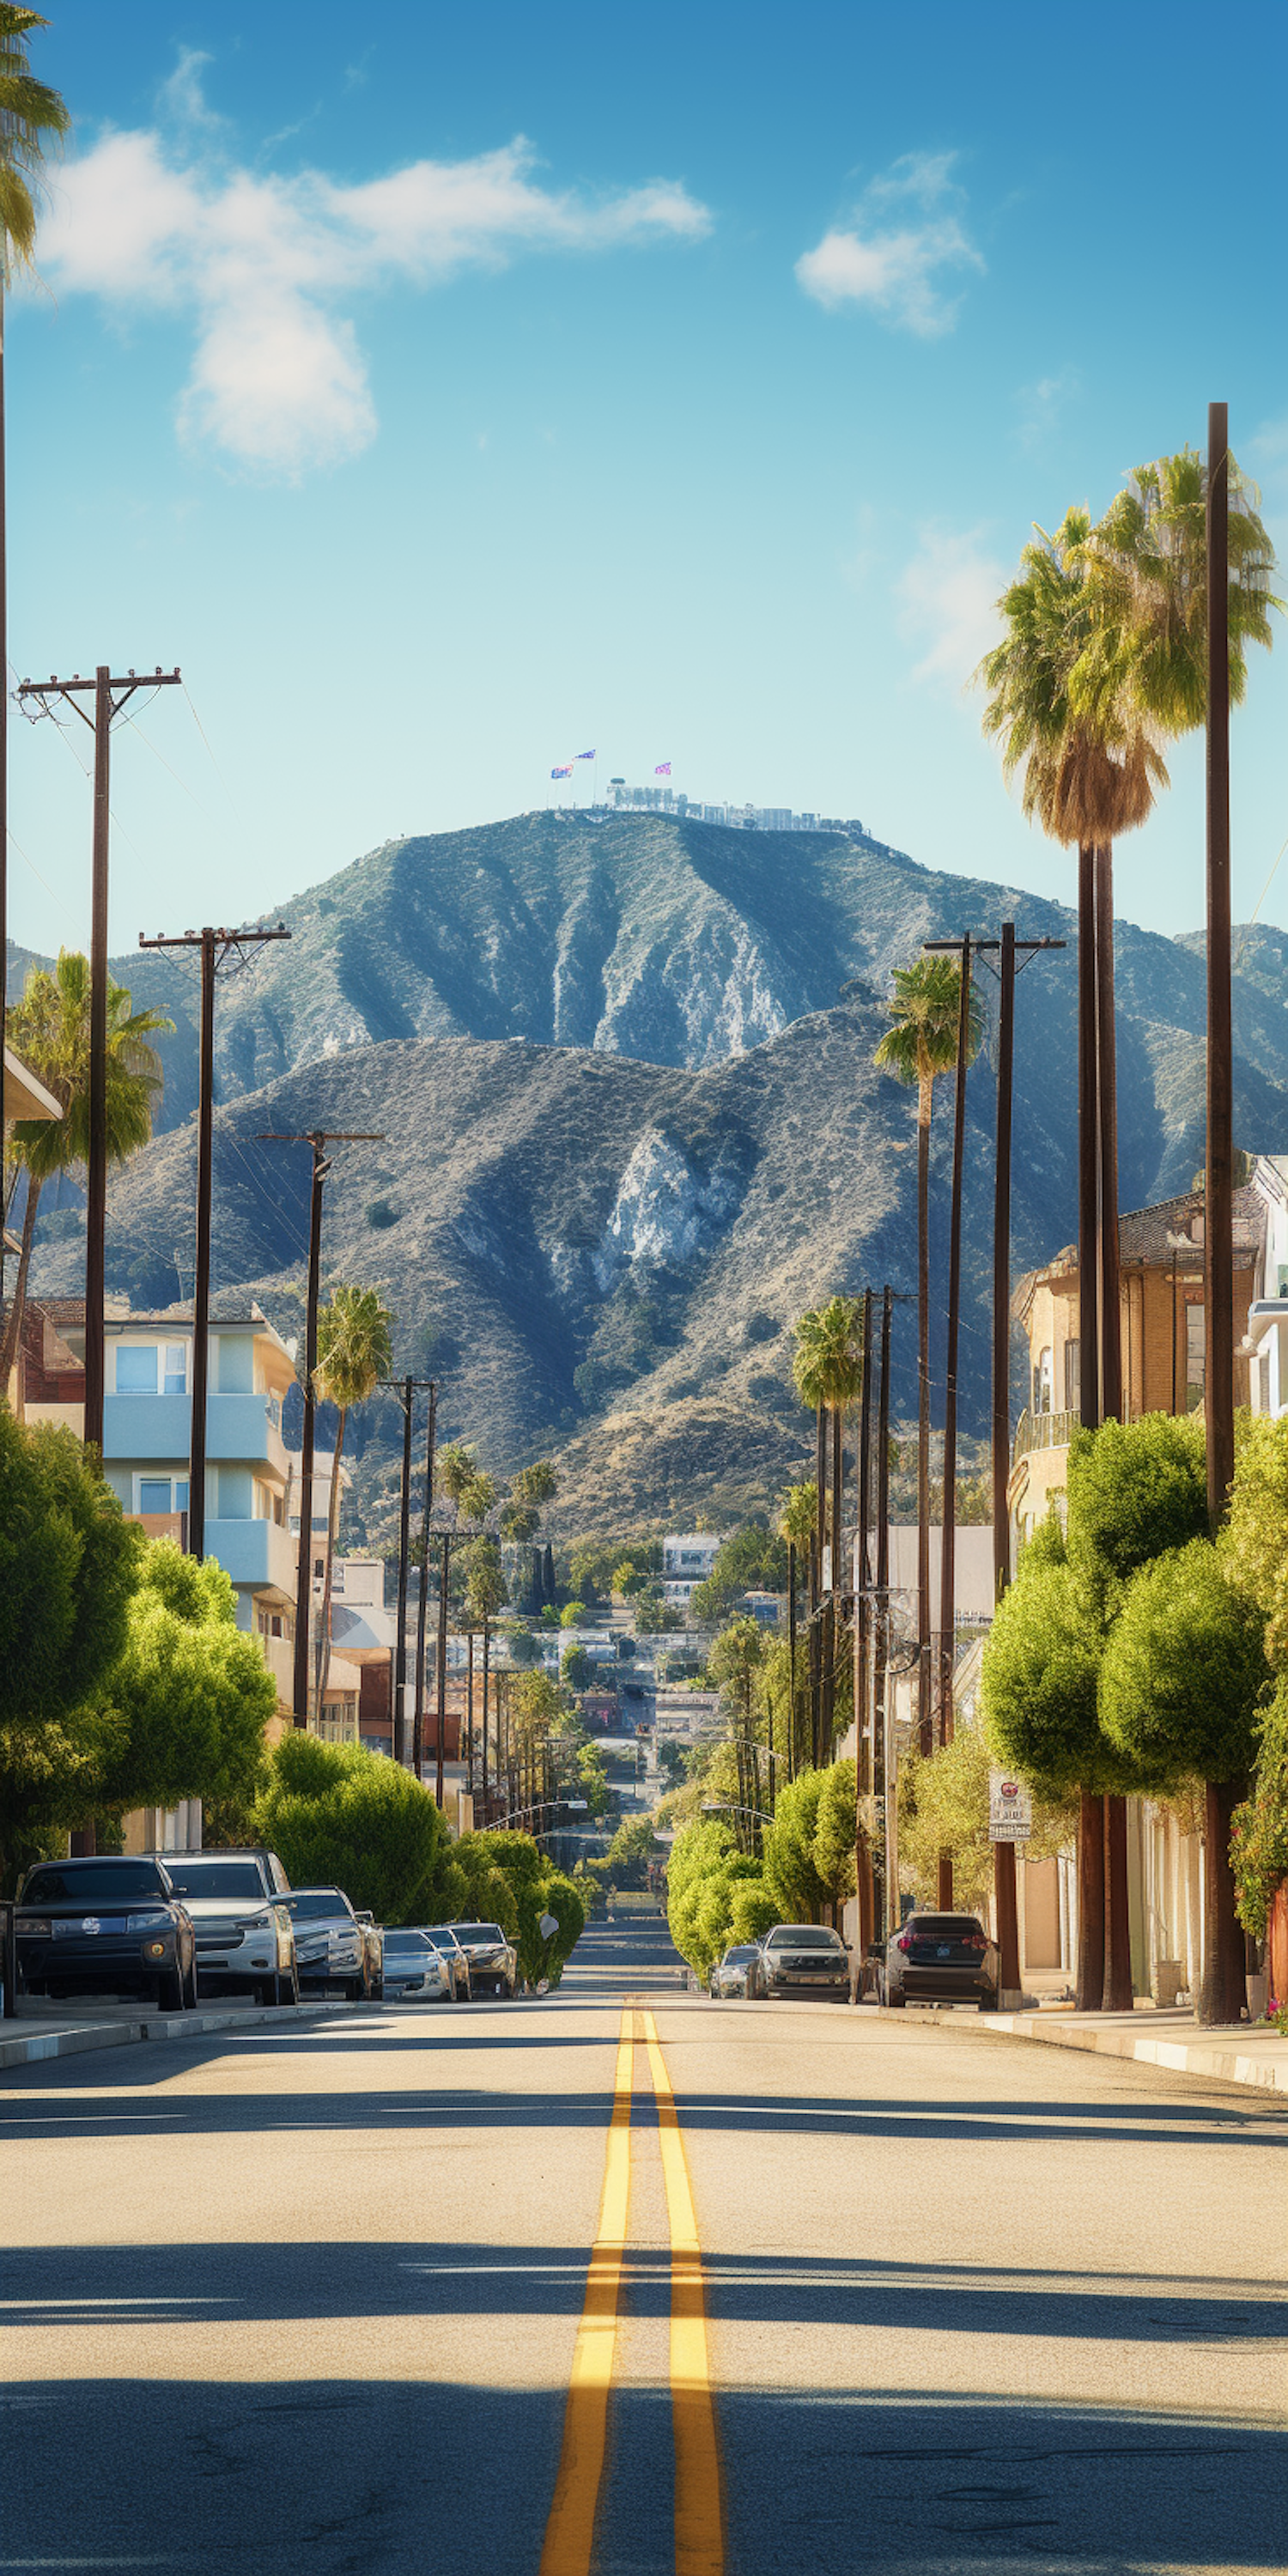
[258,1128,384,1724]
[378,1375,436,1767]
[138,923,290,1558]
[1096,852,1123,1419]
[873,1285,892,1940]
[412,1382,438,1776]
[16,667,182,1449]
[854,1285,874,1960]
[930,927,1063,1996]
[435,1530,451,1807]
[1206,399,1235,1522]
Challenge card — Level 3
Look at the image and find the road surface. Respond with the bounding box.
[3,1917,1285,2572]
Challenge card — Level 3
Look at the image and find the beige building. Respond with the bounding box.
[1008,1176,1266,1555]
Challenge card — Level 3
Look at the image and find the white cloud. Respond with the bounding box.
[1016,365,1079,448]
[896,526,1006,689]
[795,151,982,337]
[39,106,712,477]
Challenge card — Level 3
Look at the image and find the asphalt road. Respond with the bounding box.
[3,1917,1285,2574]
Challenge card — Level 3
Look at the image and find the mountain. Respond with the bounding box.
[22,806,1288,1150]
[15,810,1288,1538]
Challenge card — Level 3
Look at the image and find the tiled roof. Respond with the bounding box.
[1012,1182,1266,1319]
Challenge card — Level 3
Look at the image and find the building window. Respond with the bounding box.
[1034,1346,1053,1414]
[139,1478,172,1515]
[1064,1339,1080,1412]
[1186,1303,1206,1408]
[116,1345,157,1394]
[163,1344,187,1395]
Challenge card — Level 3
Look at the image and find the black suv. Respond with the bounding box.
[16,1856,197,2010]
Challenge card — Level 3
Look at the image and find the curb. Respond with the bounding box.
[0,1997,367,2074]
[869,2001,1288,2098]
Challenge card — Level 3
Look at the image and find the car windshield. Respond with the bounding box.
[420,1929,460,1951]
[384,1932,430,1953]
[22,1862,167,1905]
[451,1924,505,1944]
[765,1927,842,1951]
[726,1947,759,1962]
[282,1891,350,1920]
[162,1861,265,1900]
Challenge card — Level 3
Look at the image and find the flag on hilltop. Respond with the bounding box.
[576,749,596,761]
[654,761,671,776]
[550,763,574,779]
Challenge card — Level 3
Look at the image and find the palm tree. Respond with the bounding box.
[311,1284,393,1721]
[0,12,69,1219]
[873,957,977,1753]
[2,951,172,1388]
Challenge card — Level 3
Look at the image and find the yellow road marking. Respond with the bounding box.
[538,2008,635,2576]
[642,2009,725,2576]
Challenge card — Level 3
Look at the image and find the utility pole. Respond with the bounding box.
[138,923,290,1557]
[435,1529,451,1807]
[258,1129,384,1724]
[1206,398,1235,1525]
[854,1285,874,1962]
[378,1376,436,1766]
[412,1382,438,1776]
[16,666,182,1449]
[928,927,1063,2002]
[873,1286,892,1941]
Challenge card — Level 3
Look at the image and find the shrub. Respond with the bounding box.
[256,1734,449,1923]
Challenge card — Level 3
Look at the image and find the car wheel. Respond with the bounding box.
[185,1957,199,2011]
[978,1991,999,2013]
[156,1965,186,2013]
[280,1961,301,2008]
[885,1984,906,2008]
[344,1976,365,2002]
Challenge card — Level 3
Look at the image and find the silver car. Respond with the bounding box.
[708,1942,763,2000]
[279,1887,372,2002]
[416,1926,472,2001]
[445,1921,518,1999]
[759,1923,851,2001]
[381,1930,450,2003]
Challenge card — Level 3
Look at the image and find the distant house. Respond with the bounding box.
[662,1532,723,1607]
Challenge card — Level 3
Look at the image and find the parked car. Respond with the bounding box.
[416,1926,472,2001]
[352,1911,386,2001]
[381,1930,451,2003]
[758,1923,851,2001]
[149,1850,299,2007]
[708,1942,763,1999]
[15,1856,197,2010]
[279,1887,373,2001]
[445,1921,518,1998]
[879,1912,999,2011]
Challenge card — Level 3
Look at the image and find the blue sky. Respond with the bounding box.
[9,0,1286,962]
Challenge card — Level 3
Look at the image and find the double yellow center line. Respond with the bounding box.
[539,2006,722,2576]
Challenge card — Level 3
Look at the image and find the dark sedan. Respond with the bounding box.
[880,1912,999,2010]
[15,1856,197,2010]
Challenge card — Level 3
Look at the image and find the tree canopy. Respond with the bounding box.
[255,1732,449,1924]
[1099,1540,1267,1792]
[0,1412,142,1732]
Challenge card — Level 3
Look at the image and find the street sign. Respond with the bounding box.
[989,1768,1032,1842]
[564,1799,588,1813]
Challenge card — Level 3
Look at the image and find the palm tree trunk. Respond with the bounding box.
[1096,844,1122,1419]
[466,1629,476,1795]
[916,1070,933,1758]
[787,1540,797,1783]
[1078,846,1100,1431]
[481,1615,490,1814]
[0,1170,42,1395]
[1200,1774,1249,2026]
[315,1406,347,1725]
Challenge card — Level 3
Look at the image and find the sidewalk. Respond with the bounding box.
[0,1994,363,2072]
[884,1998,1288,2097]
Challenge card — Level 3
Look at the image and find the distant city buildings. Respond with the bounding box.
[601,781,872,836]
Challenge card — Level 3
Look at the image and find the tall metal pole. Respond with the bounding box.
[1206,398,1235,1523]
[188,928,216,1558]
[1078,846,1101,1433]
[412,1382,437,1776]
[394,1373,414,1765]
[939,937,971,1742]
[292,1142,326,1727]
[84,667,112,1454]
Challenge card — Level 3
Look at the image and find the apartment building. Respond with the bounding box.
[662,1532,723,1606]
